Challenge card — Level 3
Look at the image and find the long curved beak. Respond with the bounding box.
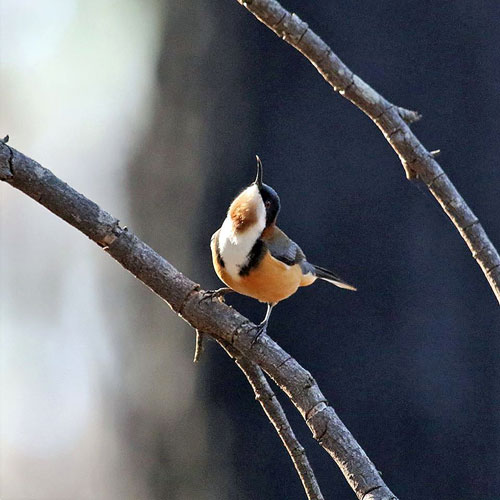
[255,155,263,188]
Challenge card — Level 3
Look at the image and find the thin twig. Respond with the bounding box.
[220,339,324,500]
[235,0,500,305]
[0,143,397,499]
[193,329,205,363]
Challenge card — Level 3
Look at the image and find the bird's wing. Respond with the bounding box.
[262,226,308,268]
[263,227,356,290]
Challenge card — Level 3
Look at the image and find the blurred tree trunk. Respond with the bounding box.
[117,1,256,498]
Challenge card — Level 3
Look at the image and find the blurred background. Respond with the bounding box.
[1,1,499,498]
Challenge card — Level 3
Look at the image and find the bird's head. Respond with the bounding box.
[228,156,281,233]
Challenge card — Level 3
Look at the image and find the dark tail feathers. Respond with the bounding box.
[313,265,357,291]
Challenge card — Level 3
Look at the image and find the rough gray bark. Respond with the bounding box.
[220,340,324,500]
[236,0,500,305]
[0,141,397,499]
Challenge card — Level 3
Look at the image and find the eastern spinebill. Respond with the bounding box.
[209,156,356,341]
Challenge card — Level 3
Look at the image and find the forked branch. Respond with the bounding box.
[220,339,324,500]
[0,142,397,499]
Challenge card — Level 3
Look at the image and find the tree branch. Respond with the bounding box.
[219,339,324,500]
[235,0,500,305]
[0,142,397,499]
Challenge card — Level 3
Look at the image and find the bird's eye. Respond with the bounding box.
[265,201,271,209]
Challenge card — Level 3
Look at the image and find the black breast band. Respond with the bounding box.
[239,239,266,276]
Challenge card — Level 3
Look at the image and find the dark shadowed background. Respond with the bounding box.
[1,1,499,499]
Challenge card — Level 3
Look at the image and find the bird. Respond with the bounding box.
[209,156,356,342]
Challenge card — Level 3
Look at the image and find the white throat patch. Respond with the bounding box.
[218,185,266,278]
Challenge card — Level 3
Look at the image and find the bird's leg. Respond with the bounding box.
[251,303,276,346]
[200,287,234,303]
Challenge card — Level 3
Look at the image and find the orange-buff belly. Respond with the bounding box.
[212,242,315,303]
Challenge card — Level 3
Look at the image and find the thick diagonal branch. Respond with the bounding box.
[236,0,500,305]
[0,143,397,499]
[220,339,324,500]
